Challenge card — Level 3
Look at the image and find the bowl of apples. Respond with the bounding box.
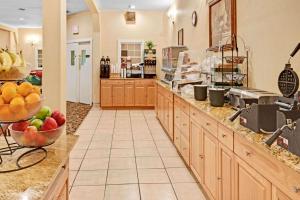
[9,106,66,147]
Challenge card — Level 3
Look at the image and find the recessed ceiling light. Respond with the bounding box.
[19,17,24,21]
[129,4,136,9]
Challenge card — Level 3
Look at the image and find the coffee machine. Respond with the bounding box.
[100,56,110,78]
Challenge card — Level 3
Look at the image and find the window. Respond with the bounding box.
[118,40,144,66]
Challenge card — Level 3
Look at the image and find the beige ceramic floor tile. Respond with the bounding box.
[74,170,107,186]
[109,158,136,169]
[110,148,135,158]
[133,134,153,141]
[140,184,177,200]
[162,157,186,168]
[111,140,134,149]
[167,168,196,183]
[107,169,138,184]
[135,147,159,157]
[134,140,156,148]
[77,134,94,142]
[80,158,109,170]
[76,129,95,135]
[113,134,133,141]
[70,186,105,200]
[152,133,169,141]
[70,149,87,159]
[91,134,112,141]
[89,141,112,149]
[104,184,140,200]
[73,141,90,150]
[69,159,82,171]
[158,147,179,157]
[155,140,174,148]
[173,183,207,200]
[136,157,164,169]
[138,169,170,183]
[85,149,110,158]
[94,129,114,135]
[69,170,78,188]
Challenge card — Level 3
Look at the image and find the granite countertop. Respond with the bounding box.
[101,77,156,80]
[0,134,78,200]
[157,81,300,173]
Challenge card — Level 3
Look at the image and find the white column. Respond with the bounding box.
[42,0,67,114]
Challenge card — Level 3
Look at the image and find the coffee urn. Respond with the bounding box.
[100,56,110,78]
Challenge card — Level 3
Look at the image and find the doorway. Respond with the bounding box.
[67,40,93,105]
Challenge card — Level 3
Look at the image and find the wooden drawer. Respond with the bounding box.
[135,79,154,86]
[201,113,218,138]
[174,126,181,150]
[180,99,190,115]
[101,80,112,85]
[190,105,203,122]
[111,80,124,85]
[180,135,190,165]
[234,134,300,199]
[124,80,135,85]
[180,111,190,140]
[218,124,234,151]
[174,102,181,127]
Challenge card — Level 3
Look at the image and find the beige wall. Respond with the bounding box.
[167,0,300,93]
[0,29,10,49]
[100,10,168,72]
[18,28,42,67]
[67,11,93,41]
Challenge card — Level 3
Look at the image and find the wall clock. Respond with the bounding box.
[192,11,198,27]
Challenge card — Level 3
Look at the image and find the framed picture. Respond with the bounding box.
[178,29,184,46]
[209,0,236,49]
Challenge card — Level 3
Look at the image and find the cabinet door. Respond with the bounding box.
[234,156,271,200]
[146,85,156,107]
[157,92,164,123]
[125,84,135,106]
[218,143,234,200]
[112,84,125,106]
[203,130,219,200]
[272,186,292,200]
[168,99,174,140]
[135,84,147,106]
[180,134,190,165]
[101,84,112,107]
[190,120,204,183]
[174,125,181,150]
[163,97,169,132]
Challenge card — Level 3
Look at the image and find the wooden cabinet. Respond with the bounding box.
[234,156,271,200]
[112,84,124,106]
[190,119,204,183]
[124,84,135,106]
[167,99,174,140]
[134,84,147,106]
[218,143,234,200]
[100,83,112,107]
[100,79,155,108]
[146,85,156,106]
[203,129,219,200]
[272,186,292,200]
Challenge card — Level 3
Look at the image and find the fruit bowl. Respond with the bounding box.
[9,123,65,147]
[0,97,43,122]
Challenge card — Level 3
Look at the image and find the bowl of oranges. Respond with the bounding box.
[0,81,42,122]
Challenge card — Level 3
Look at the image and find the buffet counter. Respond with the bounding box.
[0,134,77,200]
[156,80,300,200]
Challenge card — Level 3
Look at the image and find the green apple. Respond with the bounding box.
[31,119,44,130]
[36,106,52,120]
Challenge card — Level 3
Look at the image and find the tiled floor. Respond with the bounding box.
[69,106,206,200]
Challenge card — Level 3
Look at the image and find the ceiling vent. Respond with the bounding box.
[124,12,136,24]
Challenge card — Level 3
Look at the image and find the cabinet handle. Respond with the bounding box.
[206,122,210,126]
[199,154,204,159]
[192,112,196,116]
[182,123,187,126]
[62,165,66,169]
[217,177,222,180]
[222,134,226,138]
[245,151,251,157]
[293,186,300,193]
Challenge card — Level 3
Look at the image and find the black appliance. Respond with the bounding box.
[100,56,110,78]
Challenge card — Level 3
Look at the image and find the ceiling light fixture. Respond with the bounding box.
[19,17,24,21]
[129,4,136,10]
[18,8,26,11]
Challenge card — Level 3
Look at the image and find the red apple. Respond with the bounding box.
[36,134,47,146]
[24,126,38,144]
[41,117,58,131]
[12,121,30,131]
[51,110,66,126]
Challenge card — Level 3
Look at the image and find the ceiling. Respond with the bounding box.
[97,0,173,11]
[0,0,87,28]
[0,0,173,28]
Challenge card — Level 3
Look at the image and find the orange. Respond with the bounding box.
[0,106,13,121]
[0,96,4,105]
[1,82,17,92]
[2,86,17,103]
[32,86,41,95]
[17,82,33,97]
[25,93,41,104]
[9,96,25,113]
[14,107,28,120]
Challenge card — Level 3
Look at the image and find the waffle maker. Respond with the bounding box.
[264,43,300,156]
[229,43,300,134]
